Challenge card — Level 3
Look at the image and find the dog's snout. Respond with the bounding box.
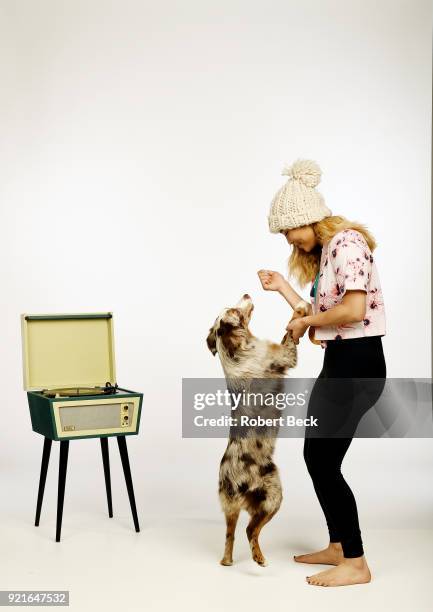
[236,293,253,309]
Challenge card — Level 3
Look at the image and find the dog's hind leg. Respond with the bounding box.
[246,510,277,567]
[220,508,240,566]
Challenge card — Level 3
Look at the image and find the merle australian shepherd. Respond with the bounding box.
[206,294,302,566]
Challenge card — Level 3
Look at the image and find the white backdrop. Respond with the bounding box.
[0,0,431,532]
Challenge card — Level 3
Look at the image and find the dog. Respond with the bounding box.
[206,293,304,566]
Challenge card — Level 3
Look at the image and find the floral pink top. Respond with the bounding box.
[310,228,386,348]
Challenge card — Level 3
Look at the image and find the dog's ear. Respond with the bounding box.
[206,326,217,356]
[216,320,241,359]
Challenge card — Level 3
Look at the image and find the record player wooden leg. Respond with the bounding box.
[35,437,52,527]
[100,437,113,518]
[56,440,69,542]
[117,436,140,532]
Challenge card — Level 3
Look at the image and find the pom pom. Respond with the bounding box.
[281,159,322,188]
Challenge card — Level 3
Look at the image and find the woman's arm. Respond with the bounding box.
[257,270,311,313]
[278,280,312,314]
[304,290,366,327]
[287,290,367,344]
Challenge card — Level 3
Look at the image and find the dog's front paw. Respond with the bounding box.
[281,331,291,345]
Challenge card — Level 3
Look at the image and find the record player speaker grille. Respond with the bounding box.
[59,402,134,432]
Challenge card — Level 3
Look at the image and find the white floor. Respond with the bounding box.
[2,438,432,611]
[1,510,432,612]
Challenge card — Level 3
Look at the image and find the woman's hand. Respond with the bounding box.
[286,317,309,345]
[257,270,286,292]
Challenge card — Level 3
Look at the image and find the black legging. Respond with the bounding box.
[303,335,387,558]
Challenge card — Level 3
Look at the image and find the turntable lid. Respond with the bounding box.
[21,313,116,391]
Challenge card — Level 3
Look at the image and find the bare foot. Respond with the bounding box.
[294,542,344,565]
[306,556,371,587]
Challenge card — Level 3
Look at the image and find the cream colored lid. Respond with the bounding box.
[21,313,116,391]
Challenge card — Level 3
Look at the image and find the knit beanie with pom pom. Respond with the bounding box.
[268,159,332,233]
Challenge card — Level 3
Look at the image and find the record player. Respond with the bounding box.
[21,312,142,440]
[21,312,142,541]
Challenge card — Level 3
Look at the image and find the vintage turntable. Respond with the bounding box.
[21,313,142,440]
[21,312,142,541]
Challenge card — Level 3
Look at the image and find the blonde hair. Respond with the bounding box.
[286,215,378,288]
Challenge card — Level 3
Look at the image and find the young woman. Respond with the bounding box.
[258,159,386,587]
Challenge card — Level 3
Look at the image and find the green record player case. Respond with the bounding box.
[21,313,143,441]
